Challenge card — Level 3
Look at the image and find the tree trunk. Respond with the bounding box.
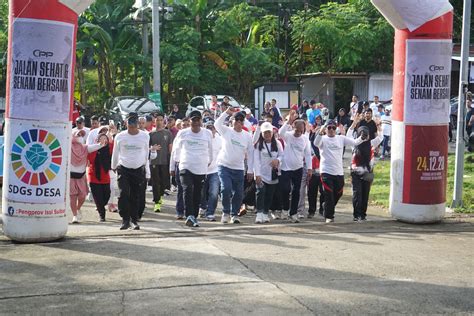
[75,57,87,107]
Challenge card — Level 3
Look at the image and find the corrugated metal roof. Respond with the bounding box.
[292,72,368,78]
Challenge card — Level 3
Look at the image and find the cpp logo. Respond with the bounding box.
[33,49,53,58]
[7,206,15,216]
[429,65,444,71]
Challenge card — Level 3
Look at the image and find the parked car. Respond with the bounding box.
[105,96,161,127]
[185,95,242,117]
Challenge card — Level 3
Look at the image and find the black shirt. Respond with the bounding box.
[358,119,377,140]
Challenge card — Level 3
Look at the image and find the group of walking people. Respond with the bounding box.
[69,96,385,230]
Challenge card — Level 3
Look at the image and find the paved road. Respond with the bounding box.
[1,190,473,315]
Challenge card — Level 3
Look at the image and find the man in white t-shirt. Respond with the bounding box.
[350,95,359,121]
[370,95,382,113]
[215,108,254,224]
[72,116,90,143]
[170,110,213,227]
[112,112,153,230]
[380,108,392,159]
[313,119,361,223]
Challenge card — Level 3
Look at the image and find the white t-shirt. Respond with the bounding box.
[86,127,100,145]
[381,114,392,136]
[253,140,283,184]
[314,133,356,176]
[111,130,150,170]
[279,123,312,171]
[208,134,222,174]
[215,112,254,171]
[72,127,90,143]
[170,128,213,175]
[350,101,358,120]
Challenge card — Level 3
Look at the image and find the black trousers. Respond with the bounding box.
[320,173,345,219]
[270,179,283,212]
[90,183,111,219]
[150,164,170,202]
[255,182,277,214]
[307,173,324,215]
[280,168,303,216]
[351,173,371,219]
[117,165,146,223]
[180,169,205,218]
[138,177,147,219]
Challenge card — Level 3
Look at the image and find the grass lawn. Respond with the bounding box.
[370,152,474,213]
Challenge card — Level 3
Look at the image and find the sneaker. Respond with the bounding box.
[71,216,79,224]
[199,208,206,218]
[77,211,82,221]
[221,213,230,224]
[262,213,270,223]
[380,155,385,160]
[360,217,367,222]
[307,213,315,219]
[290,214,300,223]
[164,189,172,195]
[131,221,140,230]
[171,185,178,193]
[146,185,153,192]
[205,215,216,222]
[325,218,334,223]
[255,213,263,224]
[353,217,360,222]
[176,214,185,220]
[281,210,289,220]
[297,213,305,219]
[154,203,161,213]
[230,216,240,224]
[271,211,281,220]
[238,206,247,217]
[185,216,199,227]
[99,217,106,222]
[120,221,131,230]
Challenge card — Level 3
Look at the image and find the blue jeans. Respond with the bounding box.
[175,164,184,216]
[382,135,390,156]
[200,172,220,216]
[218,165,244,216]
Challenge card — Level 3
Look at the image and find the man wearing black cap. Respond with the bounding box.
[314,117,361,223]
[170,110,213,227]
[72,116,90,144]
[215,107,254,224]
[87,116,109,145]
[112,112,155,230]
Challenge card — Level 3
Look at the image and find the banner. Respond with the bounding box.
[404,39,452,124]
[9,18,75,122]
[4,119,69,204]
[3,200,66,219]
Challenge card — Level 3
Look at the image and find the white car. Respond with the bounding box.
[185,95,242,116]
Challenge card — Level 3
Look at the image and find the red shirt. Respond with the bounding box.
[87,144,114,184]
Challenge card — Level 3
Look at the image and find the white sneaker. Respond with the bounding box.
[255,213,263,224]
[262,213,270,223]
[325,218,334,223]
[72,216,79,224]
[76,211,82,221]
[281,210,289,220]
[297,213,305,219]
[146,185,153,192]
[271,211,281,220]
[199,208,206,218]
[230,216,240,224]
[221,213,230,224]
[290,214,300,223]
[170,185,178,193]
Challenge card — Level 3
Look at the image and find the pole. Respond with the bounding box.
[452,0,472,208]
[152,0,161,93]
[142,0,150,95]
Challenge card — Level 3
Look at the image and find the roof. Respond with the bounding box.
[292,72,368,79]
[452,56,474,62]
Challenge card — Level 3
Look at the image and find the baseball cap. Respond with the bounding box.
[75,116,84,123]
[260,122,273,134]
[244,108,251,115]
[99,116,108,125]
[291,104,298,111]
[204,118,215,128]
[234,111,246,120]
[189,110,202,120]
[326,119,337,127]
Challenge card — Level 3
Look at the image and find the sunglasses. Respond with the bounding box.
[327,126,337,131]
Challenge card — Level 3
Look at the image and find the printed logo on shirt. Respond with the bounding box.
[231,138,245,148]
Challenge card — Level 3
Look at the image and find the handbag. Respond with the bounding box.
[361,171,374,183]
[264,142,279,181]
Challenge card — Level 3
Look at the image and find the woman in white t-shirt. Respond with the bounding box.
[253,122,283,224]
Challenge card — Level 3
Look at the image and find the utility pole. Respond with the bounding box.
[152,0,161,93]
[452,0,472,208]
[142,0,150,95]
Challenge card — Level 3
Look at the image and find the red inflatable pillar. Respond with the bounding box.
[2,0,92,242]
[372,1,453,223]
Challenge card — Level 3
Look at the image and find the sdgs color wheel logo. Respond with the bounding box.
[11,129,62,186]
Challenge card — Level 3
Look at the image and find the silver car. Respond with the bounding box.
[185,95,242,116]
